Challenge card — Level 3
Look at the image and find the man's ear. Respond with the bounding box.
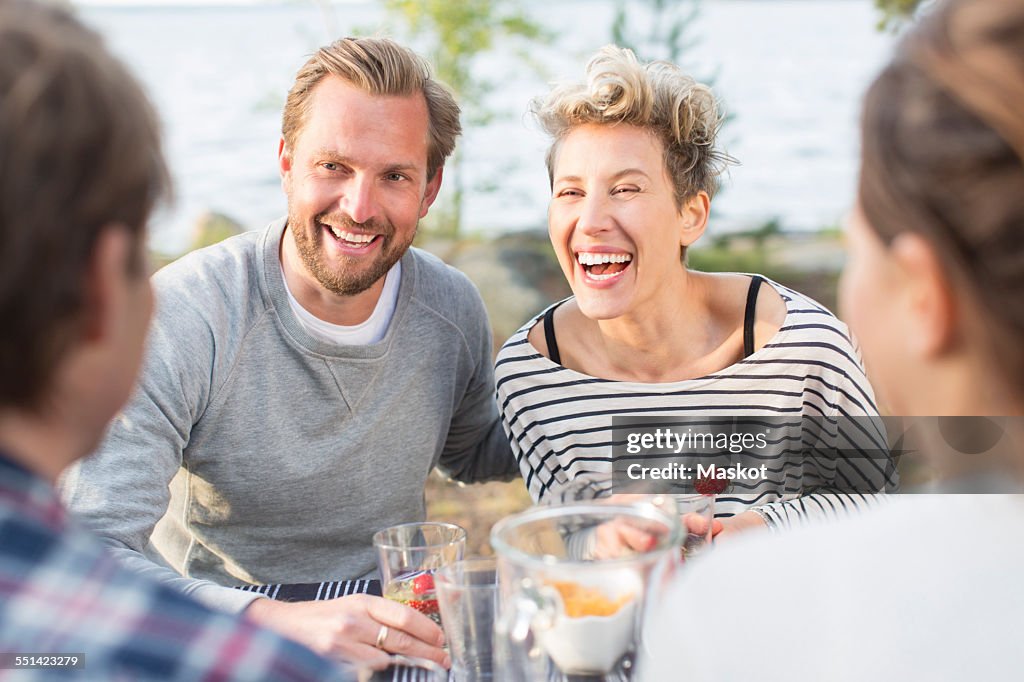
[277,137,292,190]
[890,232,958,359]
[81,225,132,345]
[679,191,710,248]
[419,167,444,219]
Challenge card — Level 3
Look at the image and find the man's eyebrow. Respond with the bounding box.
[311,148,348,162]
[553,168,652,184]
[382,163,421,175]
[311,150,421,174]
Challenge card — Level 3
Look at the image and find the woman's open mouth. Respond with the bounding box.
[577,251,633,283]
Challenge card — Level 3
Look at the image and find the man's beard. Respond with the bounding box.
[289,211,414,296]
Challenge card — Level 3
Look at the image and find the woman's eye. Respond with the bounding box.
[613,186,639,195]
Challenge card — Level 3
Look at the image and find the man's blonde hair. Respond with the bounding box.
[281,36,461,180]
[533,45,733,206]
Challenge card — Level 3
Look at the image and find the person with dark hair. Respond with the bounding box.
[640,0,1024,678]
[58,31,513,666]
[0,1,351,678]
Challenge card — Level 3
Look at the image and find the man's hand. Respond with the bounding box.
[245,593,448,668]
[712,511,767,544]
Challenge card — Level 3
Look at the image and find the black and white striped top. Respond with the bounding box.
[495,276,889,528]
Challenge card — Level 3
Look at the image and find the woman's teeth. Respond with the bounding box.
[577,252,632,279]
[576,252,632,266]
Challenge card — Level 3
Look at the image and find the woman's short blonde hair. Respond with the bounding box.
[533,45,734,207]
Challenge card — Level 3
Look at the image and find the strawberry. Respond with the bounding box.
[411,572,435,596]
[695,468,729,495]
[408,599,439,615]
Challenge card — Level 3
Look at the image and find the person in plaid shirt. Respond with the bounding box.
[0,1,351,679]
[0,456,352,681]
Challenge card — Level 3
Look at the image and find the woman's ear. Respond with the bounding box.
[680,191,710,248]
[890,232,958,359]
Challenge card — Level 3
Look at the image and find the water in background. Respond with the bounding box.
[77,0,894,256]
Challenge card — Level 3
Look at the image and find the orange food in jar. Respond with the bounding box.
[548,581,633,618]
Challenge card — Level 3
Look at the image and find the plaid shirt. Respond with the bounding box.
[0,452,352,681]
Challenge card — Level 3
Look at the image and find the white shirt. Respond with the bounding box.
[638,494,1024,681]
[281,261,401,346]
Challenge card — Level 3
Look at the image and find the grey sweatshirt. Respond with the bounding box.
[60,219,516,613]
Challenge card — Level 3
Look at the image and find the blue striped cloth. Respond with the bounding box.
[234,579,381,602]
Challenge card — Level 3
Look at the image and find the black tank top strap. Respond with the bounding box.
[543,304,562,365]
[743,275,765,359]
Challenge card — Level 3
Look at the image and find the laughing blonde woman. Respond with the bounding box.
[496,46,890,538]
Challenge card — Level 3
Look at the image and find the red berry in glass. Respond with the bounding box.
[384,570,441,626]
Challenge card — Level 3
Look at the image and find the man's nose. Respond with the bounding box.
[340,174,380,225]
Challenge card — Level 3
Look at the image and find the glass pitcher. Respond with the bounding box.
[490,502,682,681]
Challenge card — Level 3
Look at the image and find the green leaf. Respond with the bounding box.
[379,0,548,237]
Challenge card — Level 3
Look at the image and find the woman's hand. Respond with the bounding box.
[245,593,449,667]
[591,504,725,559]
[592,516,663,558]
[711,511,767,544]
[682,511,724,538]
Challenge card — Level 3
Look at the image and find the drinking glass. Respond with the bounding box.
[373,521,467,626]
[491,502,682,681]
[548,473,714,562]
[675,493,714,562]
[435,557,498,682]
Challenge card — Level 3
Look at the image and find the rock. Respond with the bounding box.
[190,211,245,251]
[445,230,570,351]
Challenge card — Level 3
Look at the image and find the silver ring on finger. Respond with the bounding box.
[374,624,389,649]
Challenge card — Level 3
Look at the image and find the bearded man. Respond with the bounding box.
[61,36,515,667]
